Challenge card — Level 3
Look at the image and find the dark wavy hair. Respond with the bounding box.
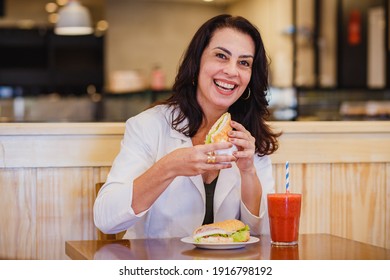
[160,14,280,156]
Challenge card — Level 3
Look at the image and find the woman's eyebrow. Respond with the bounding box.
[213,46,254,59]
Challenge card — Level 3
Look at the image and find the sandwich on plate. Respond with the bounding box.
[193,219,250,243]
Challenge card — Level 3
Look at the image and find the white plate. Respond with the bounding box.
[180,236,259,250]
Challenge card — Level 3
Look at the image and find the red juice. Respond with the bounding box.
[267,193,301,246]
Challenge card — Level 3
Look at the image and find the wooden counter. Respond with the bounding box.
[65,234,390,260]
[0,121,389,259]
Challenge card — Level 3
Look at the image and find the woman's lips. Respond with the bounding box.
[214,79,237,92]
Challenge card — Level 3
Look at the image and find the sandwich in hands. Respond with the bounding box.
[205,112,232,144]
[193,219,250,243]
[205,112,237,156]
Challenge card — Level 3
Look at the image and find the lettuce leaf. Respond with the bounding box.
[231,225,250,242]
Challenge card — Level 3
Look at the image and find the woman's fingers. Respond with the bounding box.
[228,130,255,150]
[227,120,256,171]
[198,141,233,154]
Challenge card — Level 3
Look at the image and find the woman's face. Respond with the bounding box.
[197,27,255,113]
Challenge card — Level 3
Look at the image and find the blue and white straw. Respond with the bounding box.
[285,161,290,192]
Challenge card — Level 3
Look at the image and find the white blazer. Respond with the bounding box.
[94,105,275,239]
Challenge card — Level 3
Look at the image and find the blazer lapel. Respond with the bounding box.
[189,175,206,201]
[214,165,239,213]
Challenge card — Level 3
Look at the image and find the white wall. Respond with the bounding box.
[106,0,224,89]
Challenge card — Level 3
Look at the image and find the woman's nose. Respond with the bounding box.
[223,61,239,77]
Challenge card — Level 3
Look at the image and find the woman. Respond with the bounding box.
[94,14,280,239]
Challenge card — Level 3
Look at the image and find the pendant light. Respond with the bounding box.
[55,0,93,35]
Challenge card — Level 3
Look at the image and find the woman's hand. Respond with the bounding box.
[133,141,236,214]
[167,142,237,177]
[228,120,261,216]
[228,120,256,173]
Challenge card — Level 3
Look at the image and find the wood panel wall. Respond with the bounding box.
[0,167,110,260]
[0,122,389,259]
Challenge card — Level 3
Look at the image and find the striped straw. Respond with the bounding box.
[285,161,290,193]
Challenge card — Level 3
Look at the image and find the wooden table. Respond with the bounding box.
[65,234,390,260]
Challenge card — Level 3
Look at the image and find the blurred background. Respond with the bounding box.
[0,0,389,122]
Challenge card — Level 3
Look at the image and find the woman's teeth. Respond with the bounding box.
[214,80,236,91]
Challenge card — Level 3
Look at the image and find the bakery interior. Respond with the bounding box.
[0,0,389,122]
[0,0,389,260]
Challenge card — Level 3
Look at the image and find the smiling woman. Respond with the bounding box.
[93,14,280,242]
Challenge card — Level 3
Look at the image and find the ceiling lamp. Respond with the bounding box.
[55,0,93,35]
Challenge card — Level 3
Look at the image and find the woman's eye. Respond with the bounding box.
[216,53,227,59]
[240,60,251,67]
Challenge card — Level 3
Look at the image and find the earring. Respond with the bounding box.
[242,88,251,100]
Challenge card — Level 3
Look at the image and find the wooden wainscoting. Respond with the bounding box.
[0,167,110,260]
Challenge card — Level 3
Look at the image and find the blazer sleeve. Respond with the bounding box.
[93,110,161,234]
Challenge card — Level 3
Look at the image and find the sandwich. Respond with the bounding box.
[204,112,237,156]
[205,112,232,144]
[193,219,250,243]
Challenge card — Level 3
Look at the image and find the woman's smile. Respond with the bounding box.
[214,79,238,92]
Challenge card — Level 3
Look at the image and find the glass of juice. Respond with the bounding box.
[267,193,302,246]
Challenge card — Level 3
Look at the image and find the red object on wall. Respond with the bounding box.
[348,10,361,45]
